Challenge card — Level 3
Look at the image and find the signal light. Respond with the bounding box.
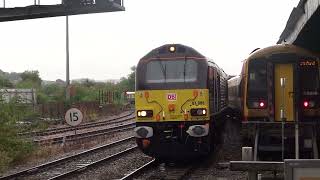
[259,102,265,108]
[303,101,309,108]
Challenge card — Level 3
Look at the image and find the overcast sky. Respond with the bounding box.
[0,0,299,81]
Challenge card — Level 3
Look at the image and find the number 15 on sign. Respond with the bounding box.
[65,108,83,127]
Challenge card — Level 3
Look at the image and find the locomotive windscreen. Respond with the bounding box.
[146,60,197,83]
[136,58,208,90]
[299,60,320,95]
[247,59,267,99]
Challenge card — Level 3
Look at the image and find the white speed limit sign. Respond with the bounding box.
[65,108,83,126]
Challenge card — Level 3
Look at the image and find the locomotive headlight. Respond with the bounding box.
[169,46,176,53]
[141,111,147,117]
[191,108,207,116]
[137,110,153,117]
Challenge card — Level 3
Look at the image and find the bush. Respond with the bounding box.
[0,103,35,172]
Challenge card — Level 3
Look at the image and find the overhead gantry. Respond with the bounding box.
[0,0,125,22]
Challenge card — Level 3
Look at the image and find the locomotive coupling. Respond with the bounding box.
[134,126,153,138]
[186,124,209,137]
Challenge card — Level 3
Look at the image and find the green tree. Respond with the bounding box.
[127,66,136,91]
[0,76,13,88]
[17,71,42,89]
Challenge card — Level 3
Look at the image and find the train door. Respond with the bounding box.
[274,64,294,121]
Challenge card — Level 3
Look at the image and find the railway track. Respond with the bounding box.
[124,161,198,180]
[120,159,157,180]
[35,121,136,146]
[0,136,137,180]
[20,111,134,137]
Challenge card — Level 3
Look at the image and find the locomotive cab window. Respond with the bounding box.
[146,60,198,83]
[299,60,320,95]
[247,60,267,99]
[247,59,267,109]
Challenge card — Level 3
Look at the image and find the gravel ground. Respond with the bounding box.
[186,118,247,180]
[65,149,153,180]
[22,139,136,180]
[0,130,134,178]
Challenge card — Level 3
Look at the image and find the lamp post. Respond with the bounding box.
[66,15,70,101]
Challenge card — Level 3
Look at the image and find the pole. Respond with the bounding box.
[3,0,5,8]
[280,77,286,161]
[66,15,70,101]
[295,122,299,159]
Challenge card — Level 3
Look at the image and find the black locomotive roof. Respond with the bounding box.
[140,44,206,61]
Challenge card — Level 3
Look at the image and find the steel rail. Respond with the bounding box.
[35,122,135,146]
[0,136,135,180]
[119,159,157,180]
[19,111,134,137]
[48,146,138,180]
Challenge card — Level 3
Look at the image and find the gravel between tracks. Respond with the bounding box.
[0,130,134,178]
[23,139,136,180]
[186,118,247,180]
[65,149,152,180]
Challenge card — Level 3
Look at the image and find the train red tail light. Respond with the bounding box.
[248,100,267,109]
[303,100,316,108]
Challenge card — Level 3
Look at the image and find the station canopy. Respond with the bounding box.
[0,0,125,22]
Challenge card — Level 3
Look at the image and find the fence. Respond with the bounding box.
[38,101,122,123]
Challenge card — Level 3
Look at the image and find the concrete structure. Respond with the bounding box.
[278,0,320,53]
[0,89,37,104]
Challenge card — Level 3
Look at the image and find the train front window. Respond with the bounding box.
[300,61,320,95]
[247,60,267,98]
[146,60,198,83]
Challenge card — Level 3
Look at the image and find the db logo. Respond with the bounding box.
[167,93,177,101]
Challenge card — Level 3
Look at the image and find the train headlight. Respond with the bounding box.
[169,46,176,53]
[190,108,207,116]
[137,110,153,117]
